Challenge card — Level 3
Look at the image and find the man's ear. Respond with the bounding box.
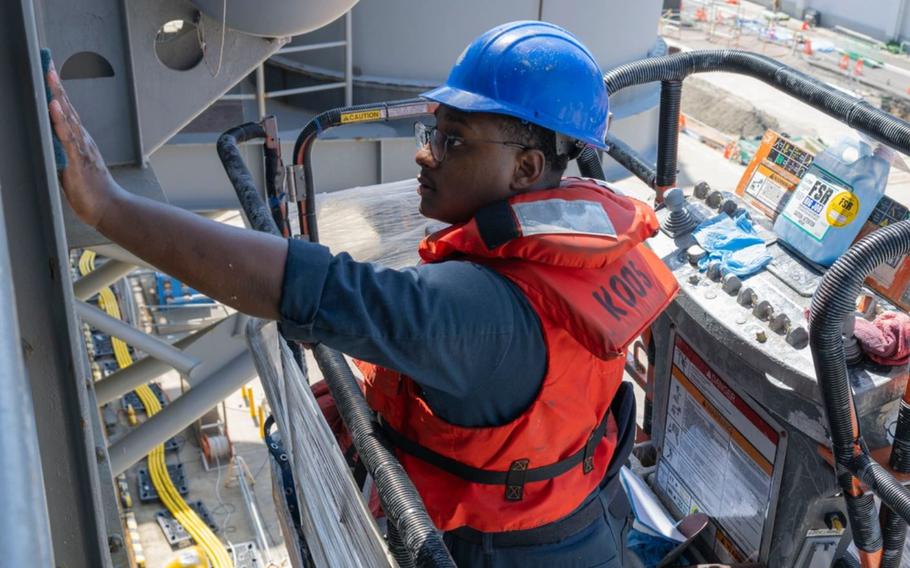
[511,148,547,190]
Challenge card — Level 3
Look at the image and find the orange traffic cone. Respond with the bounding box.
[839,54,850,70]
[854,59,864,76]
[679,114,687,132]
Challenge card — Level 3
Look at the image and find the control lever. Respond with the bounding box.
[661,187,699,237]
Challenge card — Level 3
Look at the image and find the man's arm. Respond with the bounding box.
[47,60,286,319]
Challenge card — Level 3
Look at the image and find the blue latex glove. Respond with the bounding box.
[693,212,772,277]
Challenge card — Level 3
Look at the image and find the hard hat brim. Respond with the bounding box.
[421,85,608,150]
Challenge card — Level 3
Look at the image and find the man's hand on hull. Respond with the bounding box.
[46,58,121,229]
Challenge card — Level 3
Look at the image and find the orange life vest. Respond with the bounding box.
[358,179,678,532]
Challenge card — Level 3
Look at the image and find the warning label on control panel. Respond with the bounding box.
[744,164,793,218]
[655,337,781,563]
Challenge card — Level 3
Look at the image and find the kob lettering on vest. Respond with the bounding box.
[594,258,654,318]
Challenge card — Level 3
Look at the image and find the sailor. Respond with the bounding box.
[48,21,676,567]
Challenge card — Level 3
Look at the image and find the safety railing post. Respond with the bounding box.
[256,64,266,119]
[344,10,353,107]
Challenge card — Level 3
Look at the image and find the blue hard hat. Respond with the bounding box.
[422,21,609,149]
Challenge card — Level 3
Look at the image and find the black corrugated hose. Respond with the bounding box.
[216,123,281,235]
[881,503,906,568]
[656,80,682,190]
[809,221,910,553]
[603,49,910,155]
[311,345,455,567]
[218,121,456,568]
[604,134,657,189]
[882,399,910,566]
[576,146,606,180]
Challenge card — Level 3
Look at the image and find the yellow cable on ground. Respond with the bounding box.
[80,251,232,568]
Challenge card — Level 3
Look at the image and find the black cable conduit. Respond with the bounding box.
[604,134,657,189]
[576,146,606,181]
[809,221,910,551]
[603,49,910,156]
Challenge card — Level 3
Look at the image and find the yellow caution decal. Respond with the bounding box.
[340,108,384,124]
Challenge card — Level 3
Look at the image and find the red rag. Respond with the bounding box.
[853,311,910,366]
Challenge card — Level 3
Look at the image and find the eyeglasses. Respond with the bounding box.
[414,122,532,163]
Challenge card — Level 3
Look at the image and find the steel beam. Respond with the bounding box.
[95,312,249,405]
[94,328,209,405]
[1,1,114,565]
[73,258,136,301]
[0,182,54,568]
[75,300,201,374]
[108,351,256,475]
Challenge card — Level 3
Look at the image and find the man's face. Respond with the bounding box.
[415,106,520,224]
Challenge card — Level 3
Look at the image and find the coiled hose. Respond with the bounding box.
[808,221,910,556]
[310,344,454,568]
[218,122,456,568]
[216,123,281,236]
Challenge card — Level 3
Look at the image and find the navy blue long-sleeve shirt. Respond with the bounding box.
[278,238,546,427]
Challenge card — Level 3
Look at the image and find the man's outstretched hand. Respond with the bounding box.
[43,57,287,320]
[46,58,121,229]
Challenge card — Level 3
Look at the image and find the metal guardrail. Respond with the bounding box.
[222,11,353,118]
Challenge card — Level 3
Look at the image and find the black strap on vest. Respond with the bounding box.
[475,200,519,250]
[380,405,613,502]
[447,383,638,548]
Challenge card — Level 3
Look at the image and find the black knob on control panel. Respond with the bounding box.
[753,300,774,321]
[720,198,739,217]
[770,313,791,334]
[786,326,809,349]
[737,287,757,307]
[722,274,742,295]
[707,261,723,281]
[706,190,725,209]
